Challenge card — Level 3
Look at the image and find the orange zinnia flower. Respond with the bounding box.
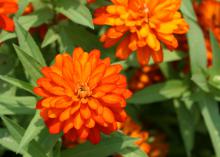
[0,0,18,32]
[116,117,168,157]
[195,0,220,42]
[129,65,164,91]
[93,0,189,65]
[34,47,132,144]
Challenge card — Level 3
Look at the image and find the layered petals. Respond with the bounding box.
[93,0,189,65]
[34,47,132,144]
[117,117,168,157]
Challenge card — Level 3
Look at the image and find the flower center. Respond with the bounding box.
[76,83,92,103]
[140,3,150,23]
[143,4,149,14]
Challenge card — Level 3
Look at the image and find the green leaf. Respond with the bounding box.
[18,7,54,29]
[196,92,220,157]
[55,0,94,29]
[0,129,26,153]
[174,99,195,157]
[120,146,148,157]
[1,116,48,157]
[128,80,189,105]
[37,128,61,153]
[184,17,207,74]
[53,141,62,157]
[0,31,16,43]
[0,45,17,75]
[15,20,46,66]
[13,45,42,83]
[210,31,220,72]
[16,0,30,16]
[41,28,59,48]
[0,75,34,94]
[191,73,209,92]
[61,132,137,157]
[181,0,207,75]
[180,0,197,21]
[57,21,101,52]
[0,96,36,115]
[17,111,45,153]
[1,116,24,142]
[152,49,186,64]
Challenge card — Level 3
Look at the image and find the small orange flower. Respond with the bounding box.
[195,0,220,42]
[0,0,18,32]
[129,65,163,91]
[34,47,132,144]
[93,0,189,65]
[117,117,168,157]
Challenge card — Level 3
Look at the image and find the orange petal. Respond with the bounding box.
[102,107,115,123]
[88,98,99,110]
[73,113,84,130]
[151,47,163,63]
[80,106,91,119]
[104,64,122,77]
[63,120,74,133]
[88,128,101,144]
[77,127,89,140]
[116,36,132,59]
[137,47,151,65]
[72,47,84,60]
[33,87,50,97]
[59,108,71,121]
[85,118,95,128]
[101,94,122,104]
[49,121,61,134]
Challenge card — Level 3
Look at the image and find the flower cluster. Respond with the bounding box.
[93,0,189,65]
[34,47,132,144]
[116,117,168,157]
[129,65,164,91]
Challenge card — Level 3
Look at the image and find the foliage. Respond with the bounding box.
[0,0,220,157]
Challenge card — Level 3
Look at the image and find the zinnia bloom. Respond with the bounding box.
[0,0,18,31]
[93,0,189,65]
[129,65,163,91]
[34,47,132,144]
[116,117,168,157]
[195,0,220,42]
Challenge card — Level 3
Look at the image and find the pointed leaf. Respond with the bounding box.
[41,28,59,48]
[196,92,220,157]
[13,45,42,83]
[17,111,45,153]
[120,146,148,157]
[210,31,220,71]
[55,0,94,29]
[61,132,138,157]
[174,99,195,157]
[0,96,36,115]
[1,116,47,157]
[128,80,189,104]
[0,75,34,94]
[15,20,46,66]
